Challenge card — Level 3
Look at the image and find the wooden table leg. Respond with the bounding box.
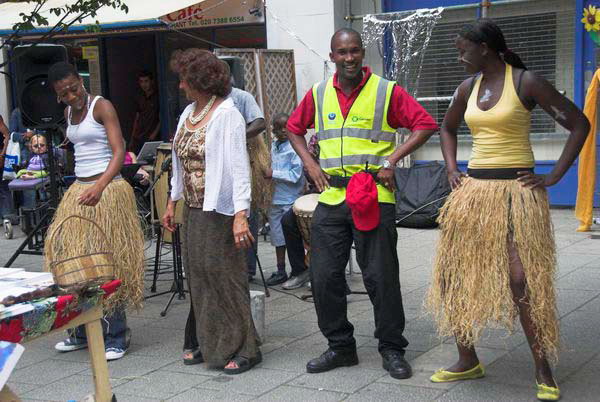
[85,317,112,402]
[0,385,21,401]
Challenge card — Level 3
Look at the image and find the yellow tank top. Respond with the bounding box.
[465,64,534,169]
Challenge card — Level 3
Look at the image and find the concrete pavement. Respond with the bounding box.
[2,209,600,401]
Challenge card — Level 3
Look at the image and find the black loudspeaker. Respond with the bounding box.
[218,56,245,90]
[12,44,68,128]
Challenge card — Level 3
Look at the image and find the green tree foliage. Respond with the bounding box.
[0,0,129,68]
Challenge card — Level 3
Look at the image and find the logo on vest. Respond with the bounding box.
[328,113,336,120]
[351,116,371,123]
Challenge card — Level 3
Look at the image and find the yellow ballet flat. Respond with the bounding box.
[537,382,560,401]
[429,363,485,383]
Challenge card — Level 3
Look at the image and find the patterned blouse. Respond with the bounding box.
[174,124,207,208]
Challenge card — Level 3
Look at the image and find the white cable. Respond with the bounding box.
[395,195,448,223]
[264,5,334,77]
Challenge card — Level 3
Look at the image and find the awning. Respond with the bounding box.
[0,0,264,36]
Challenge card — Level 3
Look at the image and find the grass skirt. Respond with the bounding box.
[44,178,144,312]
[247,134,272,211]
[426,177,559,362]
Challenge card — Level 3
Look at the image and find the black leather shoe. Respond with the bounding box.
[306,348,358,373]
[382,350,412,379]
[266,271,288,286]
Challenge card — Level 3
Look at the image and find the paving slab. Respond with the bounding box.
[436,380,536,401]
[346,382,445,401]
[20,374,129,401]
[112,369,212,399]
[193,368,300,396]
[81,354,176,379]
[289,366,386,393]
[3,209,600,401]
[255,385,348,402]
[11,358,89,385]
[3,381,39,396]
[556,288,599,317]
[167,387,255,401]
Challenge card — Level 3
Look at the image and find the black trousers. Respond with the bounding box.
[281,208,308,277]
[310,202,408,354]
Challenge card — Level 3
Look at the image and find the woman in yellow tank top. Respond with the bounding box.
[426,20,589,401]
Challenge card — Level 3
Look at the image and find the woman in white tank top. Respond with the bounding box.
[44,62,144,361]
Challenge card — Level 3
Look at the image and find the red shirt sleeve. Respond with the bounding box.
[387,85,439,132]
[287,89,315,136]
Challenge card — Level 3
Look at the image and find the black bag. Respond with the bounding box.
[394,162,451,228]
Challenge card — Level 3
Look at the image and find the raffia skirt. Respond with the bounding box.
[44,178,144,312]
[426,177,559,362]
[182,205,260,367]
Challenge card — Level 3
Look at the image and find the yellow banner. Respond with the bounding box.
[82,46,99,61]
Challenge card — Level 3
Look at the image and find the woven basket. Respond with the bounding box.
[46,215,116,290]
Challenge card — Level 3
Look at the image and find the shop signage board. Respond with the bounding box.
[160,0,264,29]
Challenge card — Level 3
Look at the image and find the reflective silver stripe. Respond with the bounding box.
[320,154,387,169]
[370,78,390,143]
[316,80,327,132]
[318,127,395,142]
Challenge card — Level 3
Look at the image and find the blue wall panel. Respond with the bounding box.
[383,0,471,12]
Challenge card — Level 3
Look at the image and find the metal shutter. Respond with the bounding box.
[416,0,575,136]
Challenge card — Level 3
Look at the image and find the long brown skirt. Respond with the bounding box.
[181,205,260,367]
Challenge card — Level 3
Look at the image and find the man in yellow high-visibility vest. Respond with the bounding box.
[287,28,438,379]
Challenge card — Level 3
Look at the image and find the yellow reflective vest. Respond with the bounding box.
[313,73,396,205]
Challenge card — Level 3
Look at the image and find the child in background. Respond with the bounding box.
[16,134,49,179]
[265,113,305,286]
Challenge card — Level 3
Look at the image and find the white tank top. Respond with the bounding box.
[67,96,112,178]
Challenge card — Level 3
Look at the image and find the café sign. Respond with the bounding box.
[161,0,264,29]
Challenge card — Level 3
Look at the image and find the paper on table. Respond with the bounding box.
[0,268,24,278]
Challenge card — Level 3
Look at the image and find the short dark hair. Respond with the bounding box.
[272,112,289,127]
[48,62,79,85]
[169,48,231,97]
[137,70,153,80]
[330,28,363,51]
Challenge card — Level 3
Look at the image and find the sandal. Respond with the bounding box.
[223,351,262,375]
[183,348,204,365]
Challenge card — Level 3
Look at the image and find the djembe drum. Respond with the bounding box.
[154,143,182,243]
[292,193,320,265]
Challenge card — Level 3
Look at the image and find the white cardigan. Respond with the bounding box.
[170,97,251,216]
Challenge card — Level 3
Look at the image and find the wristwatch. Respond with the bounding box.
[382,159,392,169]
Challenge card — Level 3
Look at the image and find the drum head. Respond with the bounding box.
[293,193,320,215]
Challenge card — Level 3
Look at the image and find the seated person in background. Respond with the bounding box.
[264,113,305,286]
[12,134,50,210]
[124,150,150,185]
[16,134,48,180]
[279,134,319,290]
[0,114,18,225]
[9,108,33,163]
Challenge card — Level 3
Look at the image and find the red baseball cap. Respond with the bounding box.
[346,172,380,231]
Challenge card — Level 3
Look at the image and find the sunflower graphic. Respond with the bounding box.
[582,5,600,32]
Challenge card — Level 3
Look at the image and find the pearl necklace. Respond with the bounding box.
[188,95,216,125]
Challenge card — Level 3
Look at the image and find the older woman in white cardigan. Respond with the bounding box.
[162,48,261,374]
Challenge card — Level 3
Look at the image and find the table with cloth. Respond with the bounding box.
[0,280,121,402]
